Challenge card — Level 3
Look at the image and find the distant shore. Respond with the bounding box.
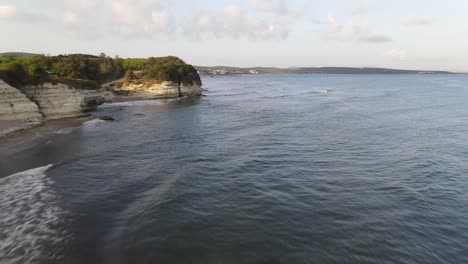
[196,66,455,76]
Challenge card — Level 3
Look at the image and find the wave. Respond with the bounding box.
[254,89,333,100]
[0,165,68,264]
[83,118,107,127]
[100,99,178,108]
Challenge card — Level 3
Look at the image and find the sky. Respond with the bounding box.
[0,0,467,71]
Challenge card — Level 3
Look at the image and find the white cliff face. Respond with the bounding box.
[0,80,42,121]
[23,83,110,120]
[0,80,111,137]
[113,81,202,99]
[180,83,203,97]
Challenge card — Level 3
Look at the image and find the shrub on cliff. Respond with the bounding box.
[123,58,147,71]
[124,69,136,81]
[142,56,201,86]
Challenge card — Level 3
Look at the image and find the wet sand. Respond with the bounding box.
[0,117,92,156]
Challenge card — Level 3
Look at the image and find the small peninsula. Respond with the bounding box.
[0,53,202,137]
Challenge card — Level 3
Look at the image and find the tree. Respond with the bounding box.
[125,69,136,80]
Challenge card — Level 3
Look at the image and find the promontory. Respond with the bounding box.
[0,53,202,136]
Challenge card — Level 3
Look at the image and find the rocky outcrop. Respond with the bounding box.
[111,81,202,99]
[0,80,43,121]
[23,83,112,120]
[0,80,44,137]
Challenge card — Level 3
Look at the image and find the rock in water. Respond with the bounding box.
[99,116,116,121]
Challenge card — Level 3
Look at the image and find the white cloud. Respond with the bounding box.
[62,11,79,25]
[64,0,96,9]
[3,0,300,40]
[403,17,436,27]
[350,5,368,16]
[0,5,16,19]
[0,4,48,23]
[383,49,407,60]
[54,0,174,38]
[182,4,294,40]
[360,34,392,43]
[110,0,174,36]
[249,0,288,15]
[325,14,391,43]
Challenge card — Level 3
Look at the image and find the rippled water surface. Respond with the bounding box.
[2,75,468,264]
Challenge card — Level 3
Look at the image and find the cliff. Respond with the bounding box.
[23,83,111,120]
[0,54,203,136]
[111,81,202,99]
[0,80,112,137]
[0,80,43,121]
[0,80,43,137]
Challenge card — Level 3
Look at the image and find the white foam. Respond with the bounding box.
[83,118,107,126]
[100,99,172,108]
[317,89,330,94]
[0,165,67,264]
[55,127,75,135]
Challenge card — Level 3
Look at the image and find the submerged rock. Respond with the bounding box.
[98,116,116,121]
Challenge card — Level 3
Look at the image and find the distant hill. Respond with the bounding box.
[0,52,40,58]
[196,66,453,75]
[298,67,451,74]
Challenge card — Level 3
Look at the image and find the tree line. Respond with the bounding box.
[0,53,201,87]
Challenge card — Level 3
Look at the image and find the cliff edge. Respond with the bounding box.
[0,80,43,136]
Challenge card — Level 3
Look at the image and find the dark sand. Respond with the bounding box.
[0,117,92,155]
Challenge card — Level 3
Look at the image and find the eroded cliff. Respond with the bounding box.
[0,80,43,121]
[23,83,111,120]
[111,81,202,99]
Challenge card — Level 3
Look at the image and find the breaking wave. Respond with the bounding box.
[99,99,176,108]
[0,165,68,264]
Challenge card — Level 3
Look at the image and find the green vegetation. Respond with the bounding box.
[122,58,147,71]
[141,56,201,86]
[0,53,201,88]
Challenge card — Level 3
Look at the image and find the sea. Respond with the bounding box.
[1,74,468,264]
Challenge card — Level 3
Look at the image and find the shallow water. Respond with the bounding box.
[1,75,468,263]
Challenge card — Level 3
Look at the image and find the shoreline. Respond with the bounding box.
[0,116,93,155]
[0,90,204,141]
[0,94,198,154]
[0,120,44,138]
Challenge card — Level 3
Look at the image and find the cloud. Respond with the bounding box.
[383,49,407,60]
[359,34,392,43]
[350,5,368,16]
[403,17,436,27]
[0,4,47,22]
[2,0,302,41]
[182,4,295,40]
[0,5,16,19]
[110,0,174,36]
[70,0,96,9]
[51,0,174,39]
[249,0,288,15]
[325,14,392,43]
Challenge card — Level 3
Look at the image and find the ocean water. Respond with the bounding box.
[1,74,468,264]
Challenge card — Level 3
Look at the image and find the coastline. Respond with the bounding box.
[0,120,44,138]
[0,116,93,155]
[0,92,202,154]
